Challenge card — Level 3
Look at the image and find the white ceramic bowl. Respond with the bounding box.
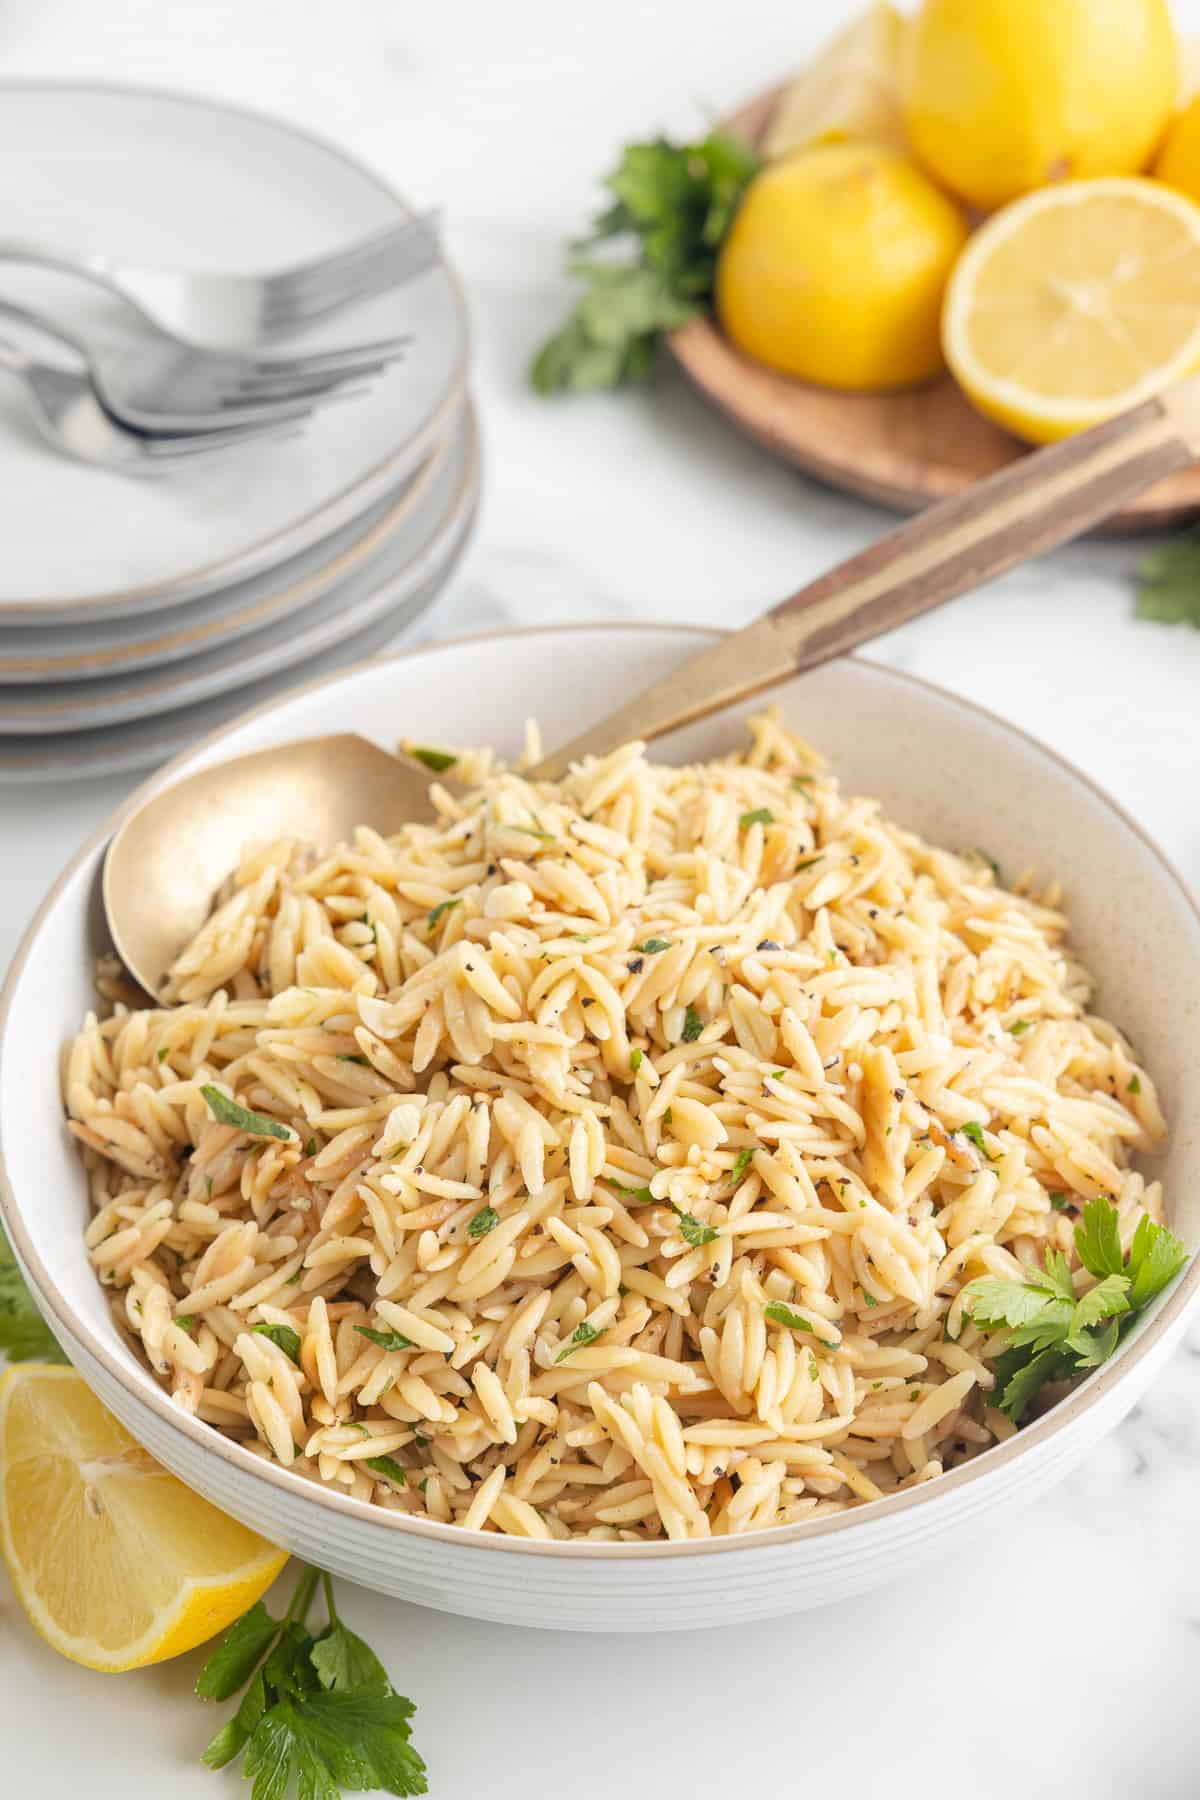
[3,626,1199,1632]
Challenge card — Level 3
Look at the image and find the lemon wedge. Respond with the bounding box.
[763,4,909,160]
[0,1364,288,1671]
[942,177,1200,443]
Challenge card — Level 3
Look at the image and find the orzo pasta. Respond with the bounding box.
[64,714,1167,1540]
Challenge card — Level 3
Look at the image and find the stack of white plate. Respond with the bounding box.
[0,84,477,783]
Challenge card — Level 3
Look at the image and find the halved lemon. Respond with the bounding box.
[943,178,1200,444]
[763,4,909,160]
[0,1364,287,1672]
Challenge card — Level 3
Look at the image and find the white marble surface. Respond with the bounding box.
[4,2,1200,1796]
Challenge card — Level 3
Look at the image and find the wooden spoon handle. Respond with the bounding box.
[535,375,1200,779]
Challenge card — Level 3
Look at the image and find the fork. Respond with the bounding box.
[0,212,441,349]
[0,337,304,472]
[0,298,403,434]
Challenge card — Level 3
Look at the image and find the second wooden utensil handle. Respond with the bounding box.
[535,373,1200,778]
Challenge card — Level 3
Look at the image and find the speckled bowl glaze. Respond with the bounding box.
[3,626,1199,1631]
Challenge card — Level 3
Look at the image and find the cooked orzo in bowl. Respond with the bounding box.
[64,706,1173,1543]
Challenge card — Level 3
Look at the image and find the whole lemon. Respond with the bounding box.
[905,0,1178,212]
[715,144,968,391]
[1155,92,1200,201]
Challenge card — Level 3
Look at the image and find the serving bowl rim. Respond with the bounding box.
[3,620,1197,1562]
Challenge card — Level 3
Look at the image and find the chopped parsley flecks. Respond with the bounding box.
[680,1005,704,1044]
[554,1321,604,1362]
[427,897,462,931]
[409,746,458,772]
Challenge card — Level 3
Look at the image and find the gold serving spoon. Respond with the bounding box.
[106,373,1200,1000]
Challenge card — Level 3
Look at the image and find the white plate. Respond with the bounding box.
[0,407,477,733]
[3,631,1200,1632]
[0,81,469,620]
[0,461,477,781]
[0,437,447,685]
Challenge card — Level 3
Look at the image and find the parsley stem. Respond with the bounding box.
[284,1563,320,1630]
[321,1568,341,1628]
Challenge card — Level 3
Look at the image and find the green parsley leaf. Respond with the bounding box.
[201,1084,292,1143]
[176,1315,195,1335]
[252,1322,302,1365]
[963,1278,1062,1331]
[1125,1212,1189,1309]
[795,855,823,873]
[971,848,1001,881]
[680,1005,704,1043]
[531,131,759,394]
[310,1620,390,1694]
[738,808,774,829]
[366,1455,408,1488]
[554,1321,604,1362]
[957,1119,996,1162]
[512,821,555,841]
[1074,1197,1125,1279]
[0,1222,68,1364]
[1134,535,1200,629]
[196,1597,282,1703]
[764,1301,814,1334]
[729,1146,755,1186]
[202,1668,270,1771]
[426,897,461,931]
[1049,1191,1072,1212]
[355,1324,416,1353]
[967,1195,1189,1421]
[993,1343,1073,1420]
[1127,1073,1142,1095]
[672,1207,718,1247]
[409,746,457,773]
[1065,1273,1130,1348]
[605,1177,655,1206]
[1037,1247,1079,1307]
[633,939,671,954]
[1009,1019,1034,1037]
[629,1048,644,1072]
[200,1567,426,1797]
[467,1206,499,1240]
[337,1054,370,1066]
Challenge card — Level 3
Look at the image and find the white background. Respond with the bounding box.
[3,2,1200,1796]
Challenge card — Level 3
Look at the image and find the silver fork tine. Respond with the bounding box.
[237,341,408,385]
[216,362,392,406]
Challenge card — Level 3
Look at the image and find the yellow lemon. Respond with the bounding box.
[716,143,968,391]
[0,1364,288,1672]
[942,177,1200,443]
[905,0,1178,212]
[763,4,909,160]
[1154,89,1200,202]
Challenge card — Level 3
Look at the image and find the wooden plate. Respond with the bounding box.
[667,87,1200,533]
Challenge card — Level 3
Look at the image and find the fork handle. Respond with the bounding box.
[534,375,1200,778]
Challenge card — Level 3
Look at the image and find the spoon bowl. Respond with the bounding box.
[103,734,436,997]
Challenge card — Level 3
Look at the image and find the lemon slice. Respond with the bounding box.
[763,4,908,160]
[0,1364,288,1671]
[943,178,1200,444]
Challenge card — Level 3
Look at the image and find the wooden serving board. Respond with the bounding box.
[667,87,1200,533]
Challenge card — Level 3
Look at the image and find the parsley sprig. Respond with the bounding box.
[198,1565,426,1798]
[1135,534,1200,629]
[531,132,759,393]
[963,1196,1187,1421]
[0,1221,68,1364]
